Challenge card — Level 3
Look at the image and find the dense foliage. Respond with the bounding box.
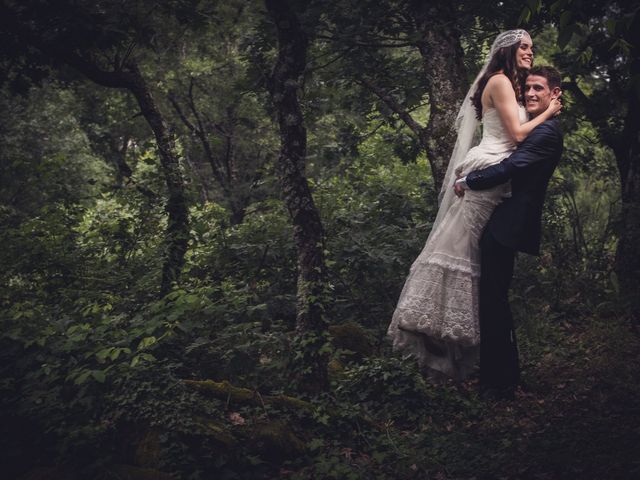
[1,1,638,478]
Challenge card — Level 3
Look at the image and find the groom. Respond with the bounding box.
[455,65,564,398]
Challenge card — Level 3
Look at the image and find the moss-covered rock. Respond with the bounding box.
[182,379,314,411]
[191,415,238,447]
[250,420,306,463]
[329,321,374,356]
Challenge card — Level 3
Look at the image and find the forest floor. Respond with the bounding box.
[401,312,640,480]
[270,310,640,480]
[12,310,640,480]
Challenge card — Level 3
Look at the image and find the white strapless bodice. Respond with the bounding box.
[455,105,527,176]
[481,107,523,142]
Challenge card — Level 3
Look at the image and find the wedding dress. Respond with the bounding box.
[387,105,527,380]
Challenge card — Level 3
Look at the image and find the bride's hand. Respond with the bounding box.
[546,97,562,117]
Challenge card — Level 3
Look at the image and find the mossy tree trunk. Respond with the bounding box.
[38,52,188,296]
[410,0,469,191]
[265,0,329,393]
[357,1,468,196]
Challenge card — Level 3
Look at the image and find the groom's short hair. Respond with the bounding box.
[528,66,562,89]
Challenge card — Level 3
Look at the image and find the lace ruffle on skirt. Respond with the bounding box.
[387,185,509,380]
[394,254,480,345]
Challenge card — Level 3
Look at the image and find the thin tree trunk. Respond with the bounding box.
[113,135,133,187]
[410,0,468,190]
[168,89,246,225]
[125,63,189,295]
[265,0,329,392]
[615,154,640,322]
[613,46,640,323]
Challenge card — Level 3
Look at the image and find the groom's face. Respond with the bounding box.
[524,74,561,118]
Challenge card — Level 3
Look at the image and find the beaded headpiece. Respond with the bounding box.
[490,29,529,55]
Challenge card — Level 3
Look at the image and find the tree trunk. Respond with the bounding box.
[265,0,329,392]
[410,0,469,191]
[613,50,640,323]
[615,150,640,322]
[566,78,640,322]
[168,89,247,226]
[566,70,640,322]
[125,63,190,296]
[358,1,468,195]
[58,56,189,295]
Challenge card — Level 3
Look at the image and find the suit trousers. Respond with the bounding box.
[478,229,520,388]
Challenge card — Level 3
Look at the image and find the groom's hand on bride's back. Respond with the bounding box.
[454,175,467,197]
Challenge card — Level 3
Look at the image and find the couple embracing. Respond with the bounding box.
[387,29,564,398]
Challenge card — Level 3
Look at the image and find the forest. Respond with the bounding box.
[1,0,639,478]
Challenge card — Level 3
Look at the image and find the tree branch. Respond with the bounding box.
[168,92,198,134]
[356,76,425,137]
[315,33,415,48]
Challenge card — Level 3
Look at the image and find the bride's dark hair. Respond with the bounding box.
[470,42,528,120]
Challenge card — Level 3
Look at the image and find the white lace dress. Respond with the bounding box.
[387,106,527,380]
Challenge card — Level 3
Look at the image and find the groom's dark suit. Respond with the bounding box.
[465,118,563,389]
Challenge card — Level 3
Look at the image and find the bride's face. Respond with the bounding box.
[516,35,534,70]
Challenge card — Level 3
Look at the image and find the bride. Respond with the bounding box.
[387,29,561,381]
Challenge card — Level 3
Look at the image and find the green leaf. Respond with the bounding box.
[248,303,268,312]
[183,294,200,305]
[92,370,106,383]
[96,347,114,362]
[308,438,324,451]
[131,353,156,367]
[74,370,91,385]
[110,347,130,360]
[518,7,532,26]
[578,46,593,64]
[66,324,90,335]
[137,336,157,351]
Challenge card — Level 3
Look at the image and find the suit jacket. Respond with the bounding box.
[466,118,563,255]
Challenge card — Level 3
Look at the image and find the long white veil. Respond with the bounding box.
[430,29,528,237]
